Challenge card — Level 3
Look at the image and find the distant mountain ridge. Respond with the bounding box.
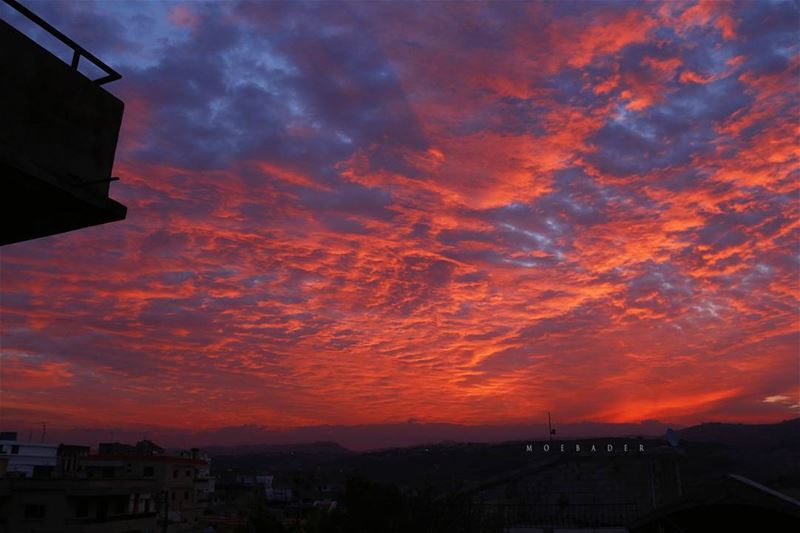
[678,418,800,450]
[11,418,798,453]
[204,418,800,457]
[204,440,354,456]
[205,419,800,495]
[204,418,800,456]
[192,419,673,452]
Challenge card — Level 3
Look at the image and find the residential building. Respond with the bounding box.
[83,443,214,532]
[99,440,165,456]
[0,476,159,533]
[56,444,90,478]
[0,433,59,478]
[0,434,213,533]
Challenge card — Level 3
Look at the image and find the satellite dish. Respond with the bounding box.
[666,428,680,447]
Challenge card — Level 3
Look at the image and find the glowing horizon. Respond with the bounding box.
[1,0,798,438]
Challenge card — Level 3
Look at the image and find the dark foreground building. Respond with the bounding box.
[0,477,159,533]
[630,473,800,533]
[439,439,800,532]
[0,0,126,246]
[0,434,215,533]
[450,441,682,531]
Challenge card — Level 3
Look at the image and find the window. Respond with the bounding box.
[11,445,19,454]
[32,465,54,478]
[101,467,115,479]
[172,469,178,478]
[184,491,189,500]
[96,500,108,520]
[185,469,191,477]
[143,466,154,477]
[76,499,89,518]
[23,504,46,520]
[171,492,176,501]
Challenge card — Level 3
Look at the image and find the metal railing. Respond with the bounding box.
[1,0,121,85]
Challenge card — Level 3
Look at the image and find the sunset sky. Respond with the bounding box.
[1,0,798,440]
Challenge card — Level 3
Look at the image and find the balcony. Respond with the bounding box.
[0,0,126,245]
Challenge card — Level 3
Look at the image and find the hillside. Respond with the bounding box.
[679,418,800,450]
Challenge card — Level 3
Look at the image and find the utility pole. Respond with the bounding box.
[39,421,46,442]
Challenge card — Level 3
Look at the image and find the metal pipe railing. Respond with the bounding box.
[1,0,121,85]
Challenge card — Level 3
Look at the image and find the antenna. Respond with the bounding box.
[547,412,556,442]
[39,421,47,442]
